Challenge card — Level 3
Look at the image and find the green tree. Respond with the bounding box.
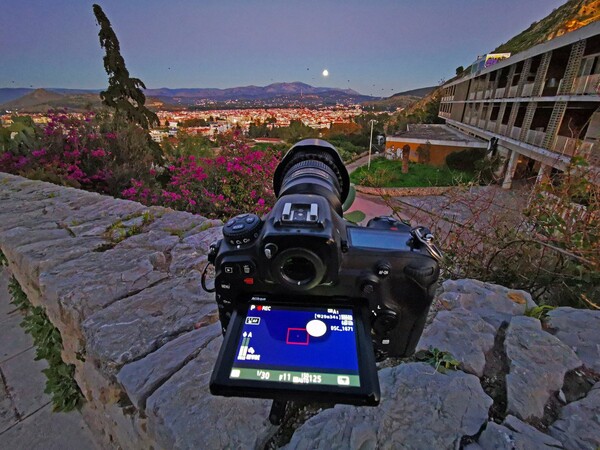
[455,66,465,76]
[92,4,158,130]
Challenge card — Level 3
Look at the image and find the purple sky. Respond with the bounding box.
[1,0,567,96]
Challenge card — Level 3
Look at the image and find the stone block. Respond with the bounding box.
[547,307,600,373]
[83,271,217,371]
[417,308,496,376]
[549,382,600,450]
[146,337,273,450]
[118,322,221,409]
[505,316,581,421]
[284,363,493,450]
[477,415,563,449]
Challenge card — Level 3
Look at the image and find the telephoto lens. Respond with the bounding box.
[273,139,350,215]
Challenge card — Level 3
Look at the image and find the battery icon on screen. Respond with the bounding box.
[337,376,350,385]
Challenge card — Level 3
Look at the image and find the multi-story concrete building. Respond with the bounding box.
[439,22,600,188]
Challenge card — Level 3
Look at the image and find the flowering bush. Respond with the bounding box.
[123,132,281,219]
[0,111,156,195]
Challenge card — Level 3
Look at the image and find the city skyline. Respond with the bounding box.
[2,0,567,96]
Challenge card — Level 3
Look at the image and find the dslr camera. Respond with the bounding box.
[207,139,440,410]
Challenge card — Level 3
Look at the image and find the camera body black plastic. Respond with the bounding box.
[208,191,440,359]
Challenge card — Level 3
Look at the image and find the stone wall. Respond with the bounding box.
[1,172,599,450]
[355,185,455,197]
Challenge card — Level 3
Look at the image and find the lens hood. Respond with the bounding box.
[273,139,350,204]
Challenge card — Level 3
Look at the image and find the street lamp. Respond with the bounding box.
[368,119,376,170]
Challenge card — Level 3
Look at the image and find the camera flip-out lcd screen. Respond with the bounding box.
[210,301,380,406]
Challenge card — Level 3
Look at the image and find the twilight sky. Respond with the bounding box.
[1,0,567,96]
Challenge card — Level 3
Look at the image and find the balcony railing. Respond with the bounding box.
[578,141,599,165]
[478,119,486,129]
[510,126,521,140]
[522,83,534,97]
[499,124,508,136]
[494,87,505,98]
[551,135,578,157]
[572,74,600,95]
[507,85,518,97]
[525,129,545,147]
[486,121,496,132]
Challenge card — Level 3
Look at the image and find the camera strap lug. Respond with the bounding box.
[411,227,443,263]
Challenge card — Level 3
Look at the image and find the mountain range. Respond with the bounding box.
[0,82,389,112]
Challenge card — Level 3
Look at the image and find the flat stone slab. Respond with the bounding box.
[0,347,50,418]
[40,246,170,325]
[83,271,217,371]
[118,322,222,409]
[0,369,18,433]
[477,415,564,449]
[284,362,493,450]
[549,382,600,450]
[146,337,273,450]
[0,403,99,450]
[547,307,600,374]
[505,316,581,421]
[417,308,496,376]
[439,279,535,329]
[0,312,33,363]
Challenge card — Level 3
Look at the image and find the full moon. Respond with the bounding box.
[322,69,329,77]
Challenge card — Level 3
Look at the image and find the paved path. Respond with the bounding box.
[0,268,99,450]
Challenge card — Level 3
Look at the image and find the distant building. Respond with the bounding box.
[439,21,600,188]
[150,130,168,143]
[386,124,487,166]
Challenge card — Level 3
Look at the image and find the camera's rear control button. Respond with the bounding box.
[232,224,245,231]
[226,219,236,227]
[361,281,376,295]
[245,216,257,224]
[264,243,278,259]
[243,277,254,285]
[376,262,392,278]
[240,262,255,275]
[222,264,236,274]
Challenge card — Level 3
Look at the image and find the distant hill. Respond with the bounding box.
[0,88,102,112]
[495,0,600,54]
[0,82,376,112]
[144,82,374,106]
[389,86,436,98]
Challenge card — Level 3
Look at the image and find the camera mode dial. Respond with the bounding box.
[223,214,262,246]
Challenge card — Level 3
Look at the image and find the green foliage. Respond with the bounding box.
[168,131,214,160]
[92,4,158,130]
[344,210,366,224]
[445,148,487,172]
[525,305,556,320]
[416,347,460,373]
[0,249,7,267]
[270,120,318,142]
[8,277,83,411]
[350,158,473,188]
[342,184,357,212]
[442,157,599,309]
[455,66,465,76]
[8,276,30,312]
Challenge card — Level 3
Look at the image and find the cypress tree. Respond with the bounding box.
[92,4,158,130]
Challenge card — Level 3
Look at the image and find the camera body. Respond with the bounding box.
[208,140,439,359]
